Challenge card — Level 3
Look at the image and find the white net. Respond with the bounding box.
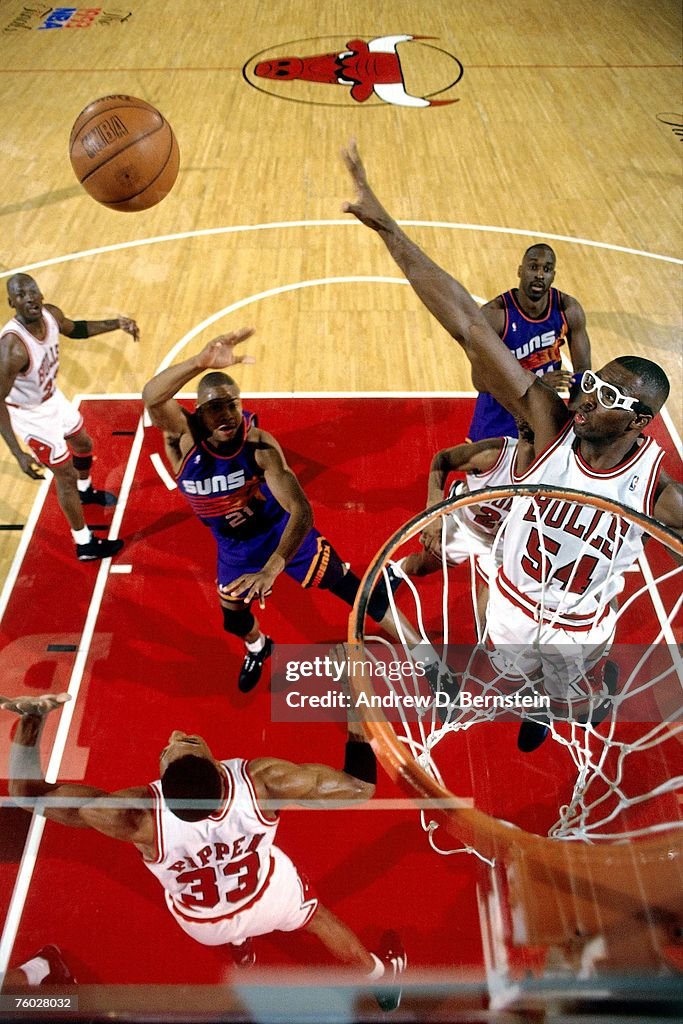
[353,486,682,854]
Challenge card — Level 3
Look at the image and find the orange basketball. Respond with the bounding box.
[69,95,179,212]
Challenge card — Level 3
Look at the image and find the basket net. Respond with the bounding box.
[349,485,682,976]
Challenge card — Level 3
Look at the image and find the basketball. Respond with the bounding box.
[69,95,180,212]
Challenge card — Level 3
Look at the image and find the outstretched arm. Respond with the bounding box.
[46,303,140,342]
[142,329,255,435]
[341,141,570,448]
[3,694,151,844]
[250,645,376,811]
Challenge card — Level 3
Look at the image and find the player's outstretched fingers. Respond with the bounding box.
[0,692,71,716]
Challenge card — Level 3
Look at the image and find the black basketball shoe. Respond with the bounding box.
[35,945,76,985]
[517,718,550,752]
[238,637,274,692]
[373,930,407,1012]
[79,485,117,507]
[76,534,124,561]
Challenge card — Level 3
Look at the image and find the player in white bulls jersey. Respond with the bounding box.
[396,426,535,597]
[342,141,682,749]
[0,274,138,561]
[3,681,406,1011]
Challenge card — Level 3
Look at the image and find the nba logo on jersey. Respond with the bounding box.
[629,475,639,492]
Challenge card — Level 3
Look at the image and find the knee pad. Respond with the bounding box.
[71,453,93,472]
[222,605,255,638]
[327,567,360,606]
[365,567,403,623]
[327,567,394,624]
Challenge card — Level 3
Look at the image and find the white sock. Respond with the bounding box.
[18,956,50,986]
[71,526,92,545]
[366,953,384,981]
[76,477,92,493]
[409,642,439,667]
[245,635,266,653]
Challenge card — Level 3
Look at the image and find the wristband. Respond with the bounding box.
[9,735,44,780]
[70,320,89,339]
[343,738,377,785]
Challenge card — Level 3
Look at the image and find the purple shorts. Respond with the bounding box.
[216,525,344,600]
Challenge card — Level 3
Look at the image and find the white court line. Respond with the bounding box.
[0,413,146,982]
[0,476,52,625]
[154,277,443,373]
[149,452,176,490]
[110,564,133,574]
[0,219,680,277]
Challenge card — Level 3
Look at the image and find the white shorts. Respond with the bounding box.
[487,573,616,700]
[7,389,83,468]
[442,512,493,566]
[164,846,318,947]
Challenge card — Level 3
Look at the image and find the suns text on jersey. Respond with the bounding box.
[181,469,246,496]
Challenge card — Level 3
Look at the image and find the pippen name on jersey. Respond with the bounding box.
[181,469,246,496]
[522,496,629,559]
[167,831,265,874]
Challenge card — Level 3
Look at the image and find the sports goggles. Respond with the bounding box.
[580,371,652,415]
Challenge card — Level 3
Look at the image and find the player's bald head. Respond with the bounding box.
[7,273,38,298]
[196,372,240,409]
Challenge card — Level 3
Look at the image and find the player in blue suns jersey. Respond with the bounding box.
[467,244,592,441]
[143,330,398,692]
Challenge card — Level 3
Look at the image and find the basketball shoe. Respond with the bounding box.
[35,945,76,985]
[238,637,274,692]
[76,533,124,561]
[228,938,256,969]
[373,930,407,1012]
[79,485,117,507]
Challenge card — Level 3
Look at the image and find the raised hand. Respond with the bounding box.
[0,692,71,716]
[341,140,391,232]
[197,329,256,370]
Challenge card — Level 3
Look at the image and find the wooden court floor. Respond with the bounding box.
[0,0,681,1008]
[0,0,681,586]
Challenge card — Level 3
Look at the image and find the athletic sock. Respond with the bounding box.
[245,635,266,654]
[18,956,50,986]
[408,641,440,667]
[76,477,92,493]
[71,526,92,545]
[366,953,385,981]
